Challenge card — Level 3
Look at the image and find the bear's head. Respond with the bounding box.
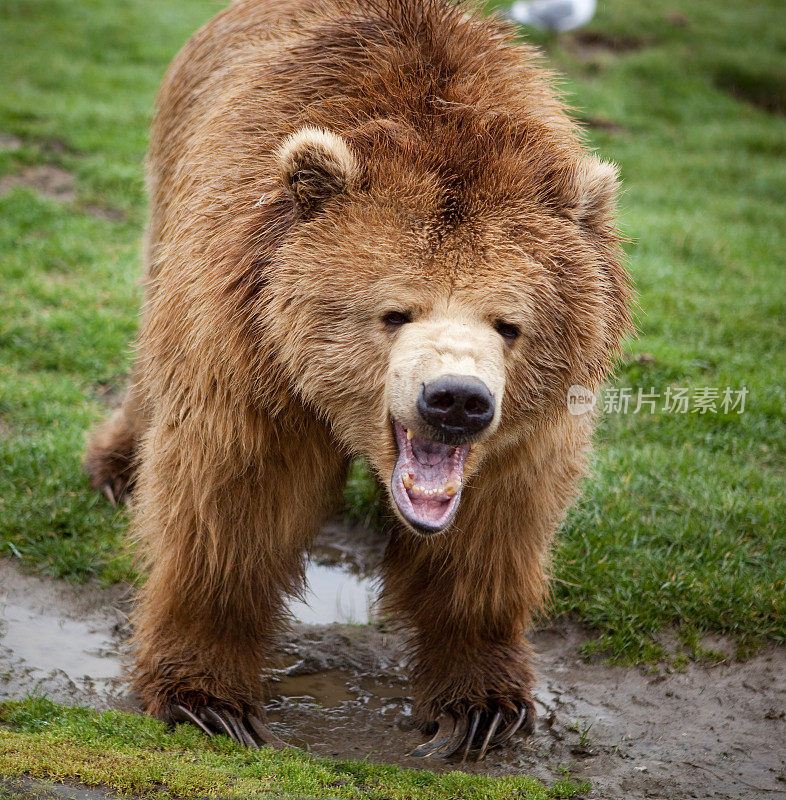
[259,118,632,535]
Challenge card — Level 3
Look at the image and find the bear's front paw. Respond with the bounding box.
[168,702,288,750]
[410,698,535,762]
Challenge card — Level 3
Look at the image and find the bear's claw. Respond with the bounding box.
[169,703,288,750]
[98,477,134,507]
[410,702,530,762]
[409,714,468,758]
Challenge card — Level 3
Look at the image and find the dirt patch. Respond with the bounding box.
[524,628,786,798]
[37,139,75,158]
[665,10,690,27]
[80,204,126,222]
[0,134,22,153]
[561,31,649,75]
[2,529,785,799]
[0,162,126,220]
[584,116,627,135]
[0,165,75,202]
[715,66,786,117]
[0,134,76,157]
[569,30,648,54]
[264,623,786,798]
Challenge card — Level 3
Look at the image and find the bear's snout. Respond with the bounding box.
[417,374,494,441]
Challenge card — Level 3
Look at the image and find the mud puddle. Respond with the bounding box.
[0,560,127,708]
[266,667,411,757]
[0,524,381,706]
[2,520,785,799]
[289,562,376,624]
[1,599,122,683]
[290,525,382,624]
[266,625,786,799]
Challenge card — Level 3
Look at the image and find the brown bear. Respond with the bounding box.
[85,0,632,761]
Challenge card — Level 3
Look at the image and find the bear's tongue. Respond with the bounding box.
[390,421,470,533]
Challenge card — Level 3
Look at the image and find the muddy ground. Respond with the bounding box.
[1,521,784,799]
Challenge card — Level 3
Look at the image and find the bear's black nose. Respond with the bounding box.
[417,374,495,439]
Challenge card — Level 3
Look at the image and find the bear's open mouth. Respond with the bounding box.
[390,419,471,534]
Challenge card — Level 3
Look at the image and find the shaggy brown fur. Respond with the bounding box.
[85,0,632,747]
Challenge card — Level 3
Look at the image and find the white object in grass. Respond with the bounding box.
[508,0,597,32]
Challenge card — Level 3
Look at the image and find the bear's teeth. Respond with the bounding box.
[406,429,414,440]
[407,481,462,498]
[407,483,465,498]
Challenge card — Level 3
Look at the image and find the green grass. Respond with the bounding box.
[1,0,784,658]
[0,698,586,799]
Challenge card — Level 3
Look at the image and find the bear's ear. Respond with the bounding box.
[563,155,620,233]
[277,126,359,215]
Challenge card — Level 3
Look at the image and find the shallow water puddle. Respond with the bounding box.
[265,668,412,753]
[270,668,407,710]
[0,555,376,690]
[289,561,378,625]
[0,597,122,681]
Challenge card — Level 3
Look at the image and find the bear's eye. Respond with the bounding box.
[495,320,520,342]
[382,311,412,327]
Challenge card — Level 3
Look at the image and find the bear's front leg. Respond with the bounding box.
[384,530,539,762]
[383,437,582,761]
[129,405,346,747]
[406,624,537,762]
